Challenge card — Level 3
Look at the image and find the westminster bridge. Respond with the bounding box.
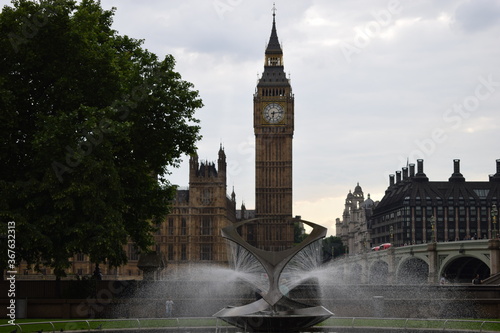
[330,239,500,284]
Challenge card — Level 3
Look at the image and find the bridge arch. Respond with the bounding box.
[368,260,389,284]
[335,240,498,284]
[346,263,363,284]
[396,257,429,284]
[440,255,490,283]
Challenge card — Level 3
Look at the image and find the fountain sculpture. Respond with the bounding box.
[213,218,333,332]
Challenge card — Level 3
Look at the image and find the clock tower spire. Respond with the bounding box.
[253,6,294,251]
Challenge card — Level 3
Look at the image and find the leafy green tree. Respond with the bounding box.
[322,236,346,262]
[293,222,308,244]
[0,0,202,277]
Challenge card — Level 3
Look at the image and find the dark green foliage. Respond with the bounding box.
[293,222,308,244]
[322,236,345,261]
[0,0,202,277]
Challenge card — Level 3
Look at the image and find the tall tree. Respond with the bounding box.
[0,0,202,277]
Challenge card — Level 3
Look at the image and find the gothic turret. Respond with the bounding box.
[218,144,226,177]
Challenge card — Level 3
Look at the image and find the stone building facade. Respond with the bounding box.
[335,183,376,254]
[369,159,500,247]
[152,147,236,278]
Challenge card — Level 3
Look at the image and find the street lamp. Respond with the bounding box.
[429,216,436,243]
[492,204,498,239]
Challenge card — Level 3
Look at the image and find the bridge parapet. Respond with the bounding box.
[333,239,499,284]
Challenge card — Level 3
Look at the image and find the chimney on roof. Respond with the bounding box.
[409,163,415,177]
[389,174,395,186]
[491,159,500,182]
[414,159,429,182]
[402,167,408,180]
[417,159,424,175]
[396,170,402,183]
[449,159,465,182]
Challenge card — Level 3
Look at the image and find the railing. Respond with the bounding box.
[337,239,492,258]
[1,317,499,333]
[320,317,500,332]
[7,274,132,281]
[0,318,231,333]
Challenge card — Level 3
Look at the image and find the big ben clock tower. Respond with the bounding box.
[253,7,294,251]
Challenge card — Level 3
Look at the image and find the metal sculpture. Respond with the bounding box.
[213,218,333,332]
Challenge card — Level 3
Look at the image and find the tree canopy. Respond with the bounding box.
[0,0,202,277]
[322,236,346,261]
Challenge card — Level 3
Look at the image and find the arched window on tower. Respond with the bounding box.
[267,57,281,66]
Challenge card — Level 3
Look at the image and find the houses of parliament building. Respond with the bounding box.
[16,10,299,280]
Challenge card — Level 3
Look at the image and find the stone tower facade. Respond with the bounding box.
[158,146,236,277]
[336,183,375,254]
[253,10,294,251]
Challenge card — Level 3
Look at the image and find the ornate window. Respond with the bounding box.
[200,244,212,260]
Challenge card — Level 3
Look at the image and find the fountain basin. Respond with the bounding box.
[214,305,333,332]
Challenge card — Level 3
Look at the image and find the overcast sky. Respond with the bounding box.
[5,0,500,235]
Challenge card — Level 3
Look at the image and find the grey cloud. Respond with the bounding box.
[454,0,500,33]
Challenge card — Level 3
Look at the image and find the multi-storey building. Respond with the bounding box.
[369,159,500,246]
[335,183,376,254]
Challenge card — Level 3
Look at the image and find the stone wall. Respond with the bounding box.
[1,280,499,319]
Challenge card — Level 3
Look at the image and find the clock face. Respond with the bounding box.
[263,103,285,124]
[199,188,213,205]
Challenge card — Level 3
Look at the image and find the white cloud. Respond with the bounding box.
[463,117,500,133]
[453,0,500,33]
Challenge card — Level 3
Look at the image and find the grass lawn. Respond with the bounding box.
[1,317,499,332]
